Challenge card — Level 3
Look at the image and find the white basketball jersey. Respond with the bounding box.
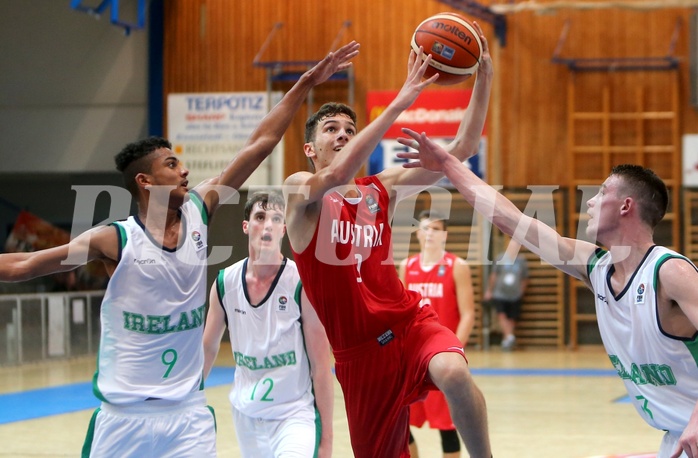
[95,192,209,404]
[589,245,698,434]
[215,258,315,420]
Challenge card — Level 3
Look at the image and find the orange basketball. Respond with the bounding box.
[411,12,482,85]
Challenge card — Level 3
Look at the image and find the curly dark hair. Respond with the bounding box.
[114,137,172,197]
[610,164,668,228]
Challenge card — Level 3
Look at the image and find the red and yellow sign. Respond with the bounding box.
[366,89,484,138]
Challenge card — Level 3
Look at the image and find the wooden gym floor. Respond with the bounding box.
[0,344,663,457]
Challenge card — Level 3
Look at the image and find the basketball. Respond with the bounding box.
[411,12,482,85]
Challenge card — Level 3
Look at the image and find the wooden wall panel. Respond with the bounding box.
[497,7,695,187]
[163,1,698,188]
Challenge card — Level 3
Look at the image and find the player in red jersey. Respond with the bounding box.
[283,22,493,458]
[399,210,475,458]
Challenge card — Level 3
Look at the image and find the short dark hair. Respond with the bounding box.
[418,209,448,230]
[114,137,172,197]
[610,164,668,228]
[304,103,357,172]
[304,102,357,143]
[244,191,286,222]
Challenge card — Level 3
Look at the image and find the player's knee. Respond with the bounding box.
[429,353,470,394]
[440,429,461,453]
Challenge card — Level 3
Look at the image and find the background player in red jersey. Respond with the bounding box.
[399,209,475,458]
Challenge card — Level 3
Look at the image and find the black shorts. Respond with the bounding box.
[492,298,522,320]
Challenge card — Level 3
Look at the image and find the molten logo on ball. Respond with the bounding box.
[411,12,483,85]
[430,21,475,46]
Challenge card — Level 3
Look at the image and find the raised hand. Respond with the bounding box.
[396,127,451,172]
[391,47,439,112]
[472,21,493,79]
[305,41,360,85]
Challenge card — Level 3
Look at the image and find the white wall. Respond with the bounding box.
[0,0,149,172]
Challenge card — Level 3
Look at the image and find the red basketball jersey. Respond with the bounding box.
[292,176,421,351]
[404,252,461,332]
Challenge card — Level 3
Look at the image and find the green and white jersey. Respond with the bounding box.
[589,245,698,434]
[95,192,209,404]
[215,258,315,420]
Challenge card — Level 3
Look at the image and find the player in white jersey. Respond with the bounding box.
[0,43,358,458]
[203,191,333,457]
[398,131,698,457]
[94,193,209,405]
[590,245,698,440]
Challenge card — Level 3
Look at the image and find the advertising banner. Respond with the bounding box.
[366,89,486,183]
[167,92,284,188]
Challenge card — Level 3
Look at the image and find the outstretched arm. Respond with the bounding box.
[284,48,437,207]
[444,21,493,159]
[197,41,360,213]
[0,225,118,282]
[396,130,596,282]
[283,49,436,253]
[379,21,493,193]
[453,258,475,346]
[300,287,334,458]
[203,280,227,380]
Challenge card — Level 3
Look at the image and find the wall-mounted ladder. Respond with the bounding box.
[253,21,355,117]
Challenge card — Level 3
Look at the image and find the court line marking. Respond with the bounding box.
[0,367,235,424]
[0,366,619,424]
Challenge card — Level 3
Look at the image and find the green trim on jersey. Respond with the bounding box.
[207,405,217,432]
[81,407,101,458]
[587,248,607,277]
[94,223,123,405]
[313,406,322,458]
[188,191,208,225]
[653,253,683,290]
[91,355,108,403]
[216,269,226,301]
[653,253,698,366]
[110,221,128,250]
[294,281,303,312]
[294,278,321,458]
[683,337,698,368]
